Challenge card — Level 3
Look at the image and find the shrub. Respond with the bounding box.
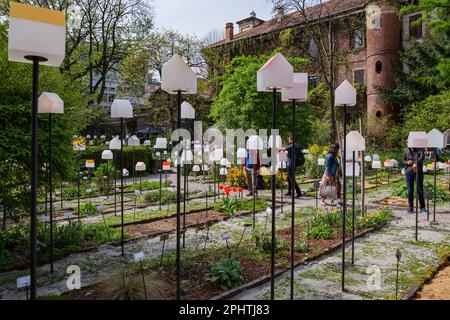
[206,256,244,290]
[226,167,247,188]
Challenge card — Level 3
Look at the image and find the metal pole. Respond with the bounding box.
[342,104,347,292]
[121,118,124,256]
[114,160,117,217]
[253,165,256,229]
[48,114,54,273]
[60,179,63,209]
[30,57,40,300]
[352,150,355,265]
[415,152,419,242]
[433,150,437,222]
[176,90,182,300]
[159,156,162,210]
[270,88,277,300]
[290,99,296,300]
[183,162,186,248]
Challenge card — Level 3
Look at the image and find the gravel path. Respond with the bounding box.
[0,175,448,300]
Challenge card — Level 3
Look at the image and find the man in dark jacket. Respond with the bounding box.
[285,136,303,197]
[403,139,427,214]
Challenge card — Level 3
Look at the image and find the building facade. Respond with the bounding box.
[207,0,425,120]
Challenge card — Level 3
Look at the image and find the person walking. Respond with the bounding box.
[320,143,342,206]
[285,136,304,197]
[243,149,260,196]
[403,138,427,214]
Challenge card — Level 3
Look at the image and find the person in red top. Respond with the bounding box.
[242,149,260,196]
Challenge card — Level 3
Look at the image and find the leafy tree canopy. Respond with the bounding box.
[210,52,314,146]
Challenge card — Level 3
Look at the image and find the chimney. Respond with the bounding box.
[276,6,285,22]
[225,22,234,41]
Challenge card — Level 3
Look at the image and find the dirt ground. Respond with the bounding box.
[416,265,450,300]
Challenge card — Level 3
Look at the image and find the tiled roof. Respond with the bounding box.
[209,0,368,48]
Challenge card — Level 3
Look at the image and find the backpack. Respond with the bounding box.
[295,147,305,167]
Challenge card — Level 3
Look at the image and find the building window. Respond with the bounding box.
[409,14,423,39]
[308,75,319,88]
[375,61,382,73]
[308,38,318,58]
[350,28,365,50]
[353,69,365,84]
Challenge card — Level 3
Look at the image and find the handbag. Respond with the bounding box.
[319,180,337,199]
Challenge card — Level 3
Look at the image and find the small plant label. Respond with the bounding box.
[222,233,230,241]
[133,251,145,262]
[41,215,50,223]
[85,188,92,193]
[163,161,171,171]
[16,275,30,288]
[97,204,104,211]
[160,234,169,241]
[64,211,73,218]
[134,190,141,196]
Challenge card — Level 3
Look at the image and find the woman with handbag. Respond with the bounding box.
[319,143,342,206]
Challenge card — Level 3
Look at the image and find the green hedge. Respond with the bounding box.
[77,145,155,177]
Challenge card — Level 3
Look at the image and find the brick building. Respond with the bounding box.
[207,0,425,120]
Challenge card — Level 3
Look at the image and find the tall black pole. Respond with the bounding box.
[342,104,347,292]
[183,161,186,248]
[48,114,54,273]
[351,150,355,265]
[290,99,296,300]
[176,90,182,300]
[30,56,40,300]
[270,88,277,300]
[433,150,437,222]
[159,155,162,210]
[415,152,419,242]
[121,118,124,256]
[253,164,256,229]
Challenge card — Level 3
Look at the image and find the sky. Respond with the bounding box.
[151,0,275,38]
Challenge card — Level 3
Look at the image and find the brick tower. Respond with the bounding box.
[365,1,401,119]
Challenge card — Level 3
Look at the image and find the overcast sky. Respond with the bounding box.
[152,0,274,38]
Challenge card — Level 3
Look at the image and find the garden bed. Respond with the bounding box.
[65,208,393,300]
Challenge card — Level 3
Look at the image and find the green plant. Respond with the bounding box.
[218,195,237,218]
[143,189,182,205]
[358,208,393,230]
[392,183,449,202]
[252,229,288,253]
[294,240,309,253]
[128,180,170,191]
[74,202,99,216]
[97,271,168,300]
[206,256,244,290]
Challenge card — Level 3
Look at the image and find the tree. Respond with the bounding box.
[401,0,450,89]
[270,0,364,142]
[0,23,89,220]
[210,53,314,146]
[380,32,450,116]
[0,0,154,105]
